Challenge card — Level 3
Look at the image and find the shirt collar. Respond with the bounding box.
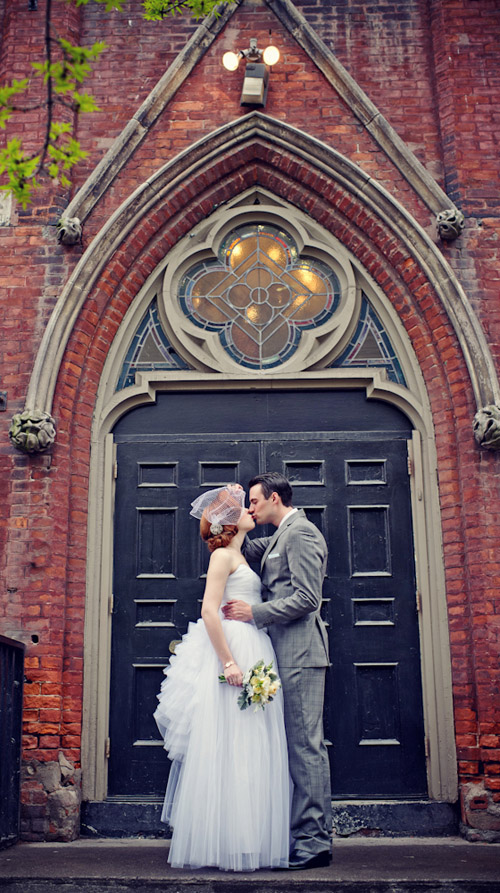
[278,507,298,529]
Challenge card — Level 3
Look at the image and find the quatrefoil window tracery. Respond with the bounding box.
[178,224,341,369]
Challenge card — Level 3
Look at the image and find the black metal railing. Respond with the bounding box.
[0,635,25,849]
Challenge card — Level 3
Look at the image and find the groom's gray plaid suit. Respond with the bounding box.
[244,510,332,856]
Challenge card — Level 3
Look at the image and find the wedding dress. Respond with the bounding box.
[154,563,290,871]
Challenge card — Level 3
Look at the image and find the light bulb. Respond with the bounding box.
[263,45,280,66]
[222,51,240,72]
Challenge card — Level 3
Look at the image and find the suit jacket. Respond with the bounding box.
[244,510,330,668]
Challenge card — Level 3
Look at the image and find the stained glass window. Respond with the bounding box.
[117,299,190,390]
[178,224,341,369]
[117,237,406,389]
[330,296,406,386]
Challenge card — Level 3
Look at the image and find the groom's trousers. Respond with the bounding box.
[280,665,332,855]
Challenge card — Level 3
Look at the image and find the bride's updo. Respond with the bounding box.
[191,486,245,552]
[200,515,238,552]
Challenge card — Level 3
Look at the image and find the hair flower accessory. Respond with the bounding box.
[190,486,245,529]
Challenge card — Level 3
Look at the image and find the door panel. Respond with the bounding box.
[108,440,260,795]
[109,390,426,800]
[266,438,427,797]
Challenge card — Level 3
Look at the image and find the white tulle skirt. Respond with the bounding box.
[154,616,290,871]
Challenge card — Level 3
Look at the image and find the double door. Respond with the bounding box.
[108,389,427,799]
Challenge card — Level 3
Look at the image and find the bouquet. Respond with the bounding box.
[219,659,281,711]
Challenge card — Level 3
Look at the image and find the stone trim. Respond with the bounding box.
[82,370,457,804]
[92,189,426,415]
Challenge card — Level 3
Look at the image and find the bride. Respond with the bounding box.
[154,486,290,871]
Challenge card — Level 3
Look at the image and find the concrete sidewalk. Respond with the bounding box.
[0,837,499,892]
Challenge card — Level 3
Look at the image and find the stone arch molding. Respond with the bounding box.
[21,112,499,444]
[73,148,462,805]
[95,187,426,419]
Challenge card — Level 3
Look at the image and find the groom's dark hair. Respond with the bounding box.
[248,472,293,507]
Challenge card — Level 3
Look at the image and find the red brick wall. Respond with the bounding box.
[295,0,445,180]
[1,0,499,838]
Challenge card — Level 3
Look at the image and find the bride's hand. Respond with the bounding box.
[224,662,243,686]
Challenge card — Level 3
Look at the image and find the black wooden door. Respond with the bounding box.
[109,389,427,799]
[265,438,427,797]
[108,440,260,795]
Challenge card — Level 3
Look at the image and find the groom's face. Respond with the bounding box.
[248,484,276,526]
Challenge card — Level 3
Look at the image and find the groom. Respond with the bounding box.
[223,472,332,870]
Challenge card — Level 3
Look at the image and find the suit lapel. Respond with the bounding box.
[260,509,304,572]
[260,528,281,571]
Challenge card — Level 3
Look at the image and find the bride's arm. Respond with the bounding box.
[201,550,243,686]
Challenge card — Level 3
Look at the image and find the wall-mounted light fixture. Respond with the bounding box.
[222,38,280,108]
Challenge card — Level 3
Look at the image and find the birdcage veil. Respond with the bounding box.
[190,487,245,535]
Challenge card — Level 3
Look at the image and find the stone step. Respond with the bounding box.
[1,838,500,893]
[80,799,459,839]
[1,880,498,893]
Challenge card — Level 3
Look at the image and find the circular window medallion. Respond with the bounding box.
[162,218,356,373]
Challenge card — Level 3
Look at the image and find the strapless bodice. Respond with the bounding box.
[221,563,262,608]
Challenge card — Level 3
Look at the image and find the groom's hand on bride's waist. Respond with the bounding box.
[222,600,253,622]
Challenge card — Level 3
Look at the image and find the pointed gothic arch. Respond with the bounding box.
[26,113,498,424]
[22,123,491,809]
[71,174,461,806]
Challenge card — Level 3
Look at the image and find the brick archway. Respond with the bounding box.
[29,115,498,423]
[56,138,477,439]
[26,121,486,809]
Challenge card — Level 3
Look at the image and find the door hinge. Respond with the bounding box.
[407,455,414,476]
[105,737,111,759]
[109,592,114,615]
[416,590,422,613]
[113,460,118,480]
[424,736,430,760]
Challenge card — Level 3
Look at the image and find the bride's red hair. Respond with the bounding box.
[200,515,238,552]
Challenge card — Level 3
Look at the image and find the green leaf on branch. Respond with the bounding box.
[33,39,107,97]
[142,0,234,20]
[0,139,40,208]
[72,91,100,113]
[0,79,30,128]
[0,0,231,206]
[47,121,88,177]
[58,37,108,69]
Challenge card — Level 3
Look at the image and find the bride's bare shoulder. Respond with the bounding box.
[208,548,236,573]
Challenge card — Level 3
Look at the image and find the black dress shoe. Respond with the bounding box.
[286,850,332,870]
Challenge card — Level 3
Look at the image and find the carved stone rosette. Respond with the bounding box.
[9,409,56,453]
[436,208,465,241]
[473,405,500,450]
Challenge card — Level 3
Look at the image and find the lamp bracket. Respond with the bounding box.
[242,38,263,62]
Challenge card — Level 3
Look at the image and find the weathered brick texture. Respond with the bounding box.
[1,0,499,840]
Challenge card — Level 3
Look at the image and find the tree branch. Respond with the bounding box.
[36,0,54,177]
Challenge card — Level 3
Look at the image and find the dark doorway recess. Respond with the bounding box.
[107,389,427,803]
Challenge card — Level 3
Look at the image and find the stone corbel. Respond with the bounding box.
[9,409,56,453]
[56,216,82,245]
[436,209,465,241]
[473,405,500,450]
